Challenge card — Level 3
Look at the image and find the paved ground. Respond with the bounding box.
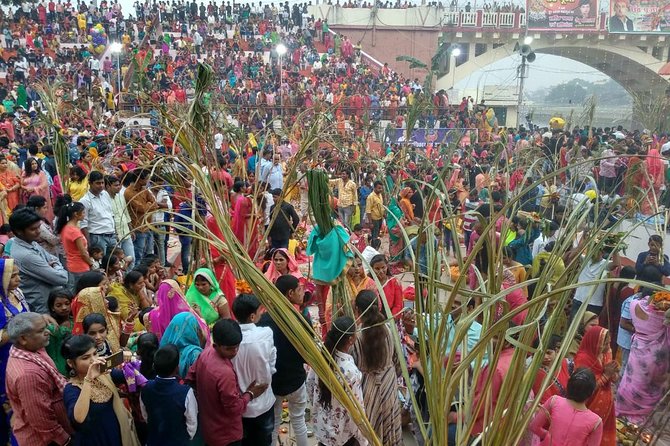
[165,221,670,446]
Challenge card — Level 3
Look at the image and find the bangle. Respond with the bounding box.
[122,321,134,334]
[83,377,94,384]
[244,390,255,400]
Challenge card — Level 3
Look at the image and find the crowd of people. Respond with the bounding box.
[0,1,667,446]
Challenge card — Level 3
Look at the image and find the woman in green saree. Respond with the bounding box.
[386,198,406,263]
[185,268,231,325]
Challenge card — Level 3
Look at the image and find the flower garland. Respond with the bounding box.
[650,290,670,311]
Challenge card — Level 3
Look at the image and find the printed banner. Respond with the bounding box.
[608,0,670,33]
[526,0,599,30]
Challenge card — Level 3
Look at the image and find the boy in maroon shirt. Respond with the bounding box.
[187,319,267,446]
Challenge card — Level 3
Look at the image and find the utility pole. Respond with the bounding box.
[515,36,534,129]
[517,55,526,129]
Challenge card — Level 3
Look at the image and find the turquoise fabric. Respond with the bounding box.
[159,312,203,378]
[306,225,353,284]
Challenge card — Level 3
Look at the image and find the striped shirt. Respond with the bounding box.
[6,349,72,446]
[331,179,358,208]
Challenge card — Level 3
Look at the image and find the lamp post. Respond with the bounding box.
[450,46,461,91]
[276,43,287,120]
[516,36,535,129]
[109,42,123,94]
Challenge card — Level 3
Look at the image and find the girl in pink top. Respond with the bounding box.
[530,368,603,446]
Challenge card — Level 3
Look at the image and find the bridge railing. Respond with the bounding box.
[499,12,515,27]
[441,10,610,30]
[443,10,526,29]
[482,12,498,27]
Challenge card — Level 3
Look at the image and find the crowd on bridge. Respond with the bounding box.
[0,2,666,446]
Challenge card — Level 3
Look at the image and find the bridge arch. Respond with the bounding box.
[435,38,670,98]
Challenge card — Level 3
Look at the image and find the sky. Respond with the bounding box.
[455,53,611,93]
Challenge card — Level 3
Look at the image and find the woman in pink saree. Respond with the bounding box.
[616,295,670,424]
[147,279,209,341]
[21,157,53,220]
[264,248,302,282]
[640,148,665,215]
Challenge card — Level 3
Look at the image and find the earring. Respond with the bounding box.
[69,369,75,377]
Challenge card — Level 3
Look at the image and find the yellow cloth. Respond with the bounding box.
[75,287,121,352]
[352,205,360,227]
[288,239,298,257]
[77,13,86,29]
[531,252,565,286]
[68,178,89,201]
[366,191,384,220]
[507,261,528,297]
[330,178,358,207]
[107,283,144,332]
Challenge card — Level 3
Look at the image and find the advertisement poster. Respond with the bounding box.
[527,0,599,30]
[608,0,670,33]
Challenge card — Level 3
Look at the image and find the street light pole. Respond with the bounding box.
[109,42,123,94]
[116,52,121,92]
[517,55,526,129]
[276,43,287,123]
[516,36,534,129]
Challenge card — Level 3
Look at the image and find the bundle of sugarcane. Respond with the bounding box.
[307,169,334,235]
[33,81,72,193]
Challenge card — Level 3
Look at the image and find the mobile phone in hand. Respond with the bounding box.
[100,351,123,373]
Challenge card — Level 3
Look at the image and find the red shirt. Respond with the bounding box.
[6,348,72,446]
[382,277,403,319]
[186,346,252,446]
[211,168,233,191]
[61,225,90,273]
[472,347,515,434]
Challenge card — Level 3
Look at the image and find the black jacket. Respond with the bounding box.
[257,312,309,395]
[268,201,300,242]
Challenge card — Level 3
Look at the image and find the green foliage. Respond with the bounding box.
[307,169,334,235]
[539,78,631,106]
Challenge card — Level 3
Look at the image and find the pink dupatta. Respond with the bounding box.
[148,280,209,340]
[264,248,302,282]
[643,149,665,189]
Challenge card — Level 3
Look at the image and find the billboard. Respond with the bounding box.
[527,0,599,30]
[608,0,670,33]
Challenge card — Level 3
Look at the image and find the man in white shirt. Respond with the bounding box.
[531,221,558,259]
[80,171,117,256]
[193,30,203,57]
[88,56,100,77]
[266,154,284,191]
[232,294,277,446]
[257,149,271,179]
[571,248,619,321]
[105,174,135,269]
[152,185,172,267]
[214,130,224,151]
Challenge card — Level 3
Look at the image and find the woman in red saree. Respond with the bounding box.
[206,214,238,311]
[640,148,665,215]
[574,325,619,446]
[231,191,261,259]
[531,335,572,404]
